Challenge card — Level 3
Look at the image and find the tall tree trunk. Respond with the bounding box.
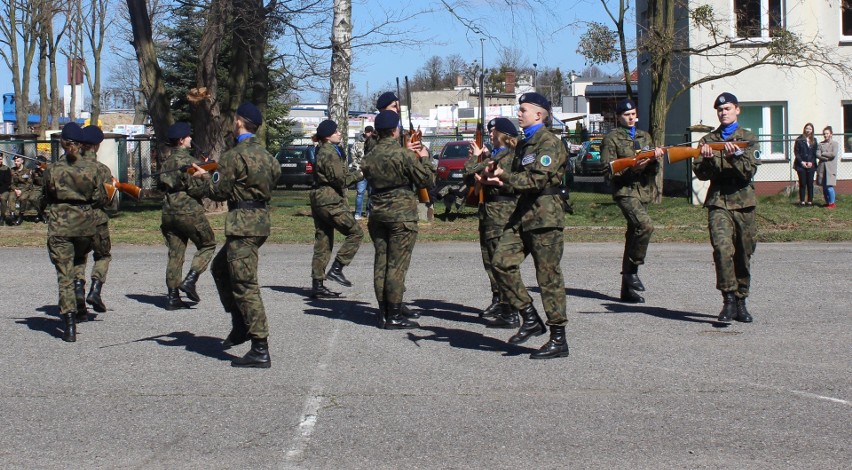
[191,0,231,160]
[328,0,352,147]
[38,34,49,135]
[47,18,62,130]
[616,0,633,100]
[126,0,172,157]
[224,0,255,143]
[647,0,675,203]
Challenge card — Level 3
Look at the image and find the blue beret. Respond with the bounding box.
[375,92,398,111]
[236,101,263,126]
[714,92,738,109]
[316,119,338,138]
[374,110,400,130]
[519,92,550,110]
[61,122,83,142]
[167,122,192,140]
[616,99,636,115]
[488,117,518,137]
[81,125,104,145]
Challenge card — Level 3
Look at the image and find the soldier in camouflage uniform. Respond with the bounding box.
[74,125,113,315]
[694,92,760,324]
[464,117,520,328]
[361,110,435,329]
[9,155,34,225]
[0,157,13,225]
[309,119,364,298]
[353,126,375,219]
[601,99,664,303]
[41,123,110,342]
[191,102,281,368]
[158,122,217,310]
[479,92,570,359]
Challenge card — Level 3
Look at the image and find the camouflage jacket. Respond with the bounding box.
[158,147,209,215]
[311,142,359,207]
[11,165,34,192]
[81,149,112,225]
[601,126,659,202]
[42,155,109,236]
[694,126,759,210]
[350,137,366,172]
[362,137,435,223]
[363,135,378,156]
[464,147,518,233]
[499,126,566,231]
[0,164,11,193]
[199,135,281,237]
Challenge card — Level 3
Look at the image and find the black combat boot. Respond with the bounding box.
[401,303,420,319]
[622,264,645,292]
[325,259,352,287]
[508,304,546,344]
[311,279,341,298]
[86,279,107,313]
[178,270,201,302]
[735,297,753,323]
[485,303,520,329]
[166,288,189,311]
[231,338,271,368]
[479,293,501,319]
[14,211,23,225]
[60,313,77,343]
[376,301,387,329]
[74,280,90,322]
[620,278,645,303]
[223,312,249,349]
[530,325,570,359]
[384,303,419,330]
[718,292,737,323]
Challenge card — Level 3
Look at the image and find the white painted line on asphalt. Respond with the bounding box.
[790,390,851,406]
[284,318,342,461]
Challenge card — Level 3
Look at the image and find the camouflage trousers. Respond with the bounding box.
[492,226,567,326]
[615,196,654,272]
[311,203,364,280]
[367,220,418,304]
[48,235,93,315]
[478,221,506,296]
[211,235,269,340]
[1,190,12,217]
[75,222,111,282]
[161,212,216,289]
[708,207,757,298]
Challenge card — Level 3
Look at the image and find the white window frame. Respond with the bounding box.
[842,102,852,159]
[731,0,785,42]
[738,102,787,161]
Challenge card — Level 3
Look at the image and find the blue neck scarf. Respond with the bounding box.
[622,126,636,140]
[523,123,544,141]
[333,143,344,159]
[492,146,506,156]
[720,122,739,141]
[236,133,254,143]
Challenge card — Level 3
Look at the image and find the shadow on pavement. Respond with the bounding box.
[126,293,175,310]
[265,284,319,298]
[406,325,535,356]
[35,304,60,316]
[409,299,483,324]
[303,299,376,327]
[600,302,725,325]
[17,316,64,340]
[132,330,237,361]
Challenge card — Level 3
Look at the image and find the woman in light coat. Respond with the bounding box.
[816,126,840,209]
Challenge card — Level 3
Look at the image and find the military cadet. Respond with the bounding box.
[191,102,281,368]
[74,125,113,315]
[361,110,435,329]
[0,156,12,225]
[464,117,521,328]
[601,99,664,303]
[42,122,110,342]
[479,92,570,359]
[695,92,760,324]
[9,155,34,225]
[309,119,364,298]
[354,125,375,219]
[158,122,217,310]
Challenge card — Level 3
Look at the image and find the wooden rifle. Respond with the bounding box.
[0,148,141,200]
[665,141,751,165]
[404,75,431,204]
[144,160,218,178]
[609,141,753,174]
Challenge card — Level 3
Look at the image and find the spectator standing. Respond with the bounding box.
[793,123,818,206]
[353,126,375,219]
[816,126,840,209]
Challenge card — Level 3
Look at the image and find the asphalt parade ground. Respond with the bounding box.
[1,242,850,469]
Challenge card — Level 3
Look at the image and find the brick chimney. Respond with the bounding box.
[505,71,516,93]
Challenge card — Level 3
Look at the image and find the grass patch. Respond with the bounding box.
[2,190,850,247]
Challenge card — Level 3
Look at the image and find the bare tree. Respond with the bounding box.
[0,0,41,133]
[79,0,113,125]
[328,0,352,143]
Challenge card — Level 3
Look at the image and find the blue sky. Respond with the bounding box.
[0,0,628,107]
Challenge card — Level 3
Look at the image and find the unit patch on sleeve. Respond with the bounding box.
[521,154,536,166]
[539,155,552,167]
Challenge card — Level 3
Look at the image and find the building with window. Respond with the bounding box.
[637,0,852,200]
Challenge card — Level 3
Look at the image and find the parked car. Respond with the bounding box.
[276,144,317,189]
[577,139,605,175]
[435,141,473,186]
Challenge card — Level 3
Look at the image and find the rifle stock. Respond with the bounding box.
[104,181,143,201]
[666,141,751,165]
[185,161,218,175]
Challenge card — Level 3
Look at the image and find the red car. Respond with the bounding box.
[435,141,473,186]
